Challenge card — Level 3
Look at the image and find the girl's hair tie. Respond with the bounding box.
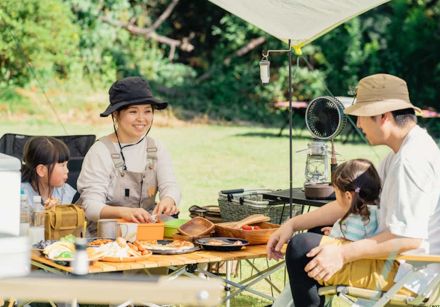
[355,187,361,193]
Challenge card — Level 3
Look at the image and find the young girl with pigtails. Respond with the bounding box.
[21,136,76,210]
[322,158,382,241]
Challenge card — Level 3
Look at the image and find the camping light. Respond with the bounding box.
[259,57,270,84]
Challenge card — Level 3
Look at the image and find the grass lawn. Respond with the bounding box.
[0,119,390,306]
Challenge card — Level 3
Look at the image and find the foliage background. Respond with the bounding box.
[0,0,439,127]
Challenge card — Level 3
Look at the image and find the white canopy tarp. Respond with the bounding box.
[209,0,389,48]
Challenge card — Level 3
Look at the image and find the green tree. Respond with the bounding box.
[0,0,79,85]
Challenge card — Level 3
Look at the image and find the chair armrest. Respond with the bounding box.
[369,254,440,264]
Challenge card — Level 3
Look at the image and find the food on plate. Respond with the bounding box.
[241,225,261,231]
[94,237,150,257]
[205,239,242,246]
[88,239,113,246]
[139,239,194,251]
[43,241,75,259]
[43,239,106,260]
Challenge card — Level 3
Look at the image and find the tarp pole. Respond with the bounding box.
[288,39,293,218]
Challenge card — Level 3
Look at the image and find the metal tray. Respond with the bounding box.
[33,237,112,250]
[145,239,199,255]
[195,237,249,251]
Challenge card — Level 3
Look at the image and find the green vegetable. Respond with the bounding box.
[56,251,73,259]
[60,234,76,243]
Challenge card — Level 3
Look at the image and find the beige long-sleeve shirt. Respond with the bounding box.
[77,136,181,221]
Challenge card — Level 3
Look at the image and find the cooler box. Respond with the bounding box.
[0,233,30,278]
[0,153,21,236]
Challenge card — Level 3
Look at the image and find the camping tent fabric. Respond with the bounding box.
[209,0,390,47]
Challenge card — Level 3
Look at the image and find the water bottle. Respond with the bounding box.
[72,238,89,275]
[19,190,31,236]
[29,195,45,244]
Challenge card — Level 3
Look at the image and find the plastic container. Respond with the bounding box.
[20,191,31,236]
[71,238,89,275]
[164,219,189,238]
[0,233,30,278]
[30,196,45,244]
[0,154,21,236]
[136,222,165,241]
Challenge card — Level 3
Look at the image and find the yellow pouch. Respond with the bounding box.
[44,205,85,240]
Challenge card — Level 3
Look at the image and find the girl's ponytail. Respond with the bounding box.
[331,159,382,235]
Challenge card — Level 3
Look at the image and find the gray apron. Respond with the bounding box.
[88,135,158,236]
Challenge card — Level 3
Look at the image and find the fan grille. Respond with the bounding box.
[305,96,346,140]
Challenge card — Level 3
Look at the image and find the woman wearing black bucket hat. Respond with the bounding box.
[77,76,181,235]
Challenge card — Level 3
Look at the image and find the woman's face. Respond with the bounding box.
[115,104,154,142]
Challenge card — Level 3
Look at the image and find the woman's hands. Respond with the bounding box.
[153,197,179,216]
[120,207,152,223]
[266,219,295,260]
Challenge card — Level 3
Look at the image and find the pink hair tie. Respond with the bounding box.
[355,187,360,193]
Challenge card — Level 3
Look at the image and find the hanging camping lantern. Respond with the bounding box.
[259,57,270,84]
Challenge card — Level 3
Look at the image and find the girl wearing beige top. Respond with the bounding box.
[77,77,181,235]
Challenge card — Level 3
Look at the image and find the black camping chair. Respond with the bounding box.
[0,133,96,200]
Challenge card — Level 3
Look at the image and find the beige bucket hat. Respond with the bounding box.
[344,74,421,116]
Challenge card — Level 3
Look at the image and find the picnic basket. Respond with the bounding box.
[218,189,302,224]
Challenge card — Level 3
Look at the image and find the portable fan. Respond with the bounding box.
[303,96,346,199]
[305,96,347,140]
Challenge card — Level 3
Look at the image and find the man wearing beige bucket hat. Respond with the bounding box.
[268,74,440,306]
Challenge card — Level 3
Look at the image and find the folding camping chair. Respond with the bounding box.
[0,133,96,191]
[319,254,440,307]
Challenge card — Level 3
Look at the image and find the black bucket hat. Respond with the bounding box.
[100,76,168,117]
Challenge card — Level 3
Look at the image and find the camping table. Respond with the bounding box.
[31,244,285,306]
[262,187,330,207]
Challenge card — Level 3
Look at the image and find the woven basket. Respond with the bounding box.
[218,189,302,224]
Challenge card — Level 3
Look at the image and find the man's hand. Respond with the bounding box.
[153,197,179,216]
[266,220,294,260]
[304,244,344,282]
[121,207,151,223]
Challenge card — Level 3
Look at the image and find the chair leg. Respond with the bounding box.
[7,299,14,307]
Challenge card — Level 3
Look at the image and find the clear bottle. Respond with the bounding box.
[19,190,31,236]
[29,195,45,244]
[71,238,89,275]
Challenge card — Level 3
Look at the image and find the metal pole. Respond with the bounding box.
[288,39,293,218]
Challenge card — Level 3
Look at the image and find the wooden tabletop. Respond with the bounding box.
[32,244,270,274]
